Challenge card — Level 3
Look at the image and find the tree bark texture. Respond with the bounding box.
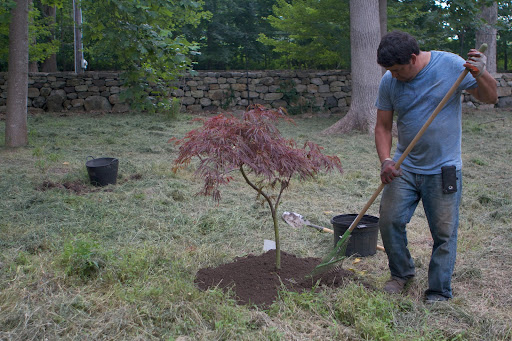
[476,1,497,74]
[6,0,29,147]
[323,0,382,135]
[41,5,58,72]
[73,0,84,74]
[379,0,387,38]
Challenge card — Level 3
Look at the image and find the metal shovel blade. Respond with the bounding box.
[282,211,332,233]
[282,211,306,229]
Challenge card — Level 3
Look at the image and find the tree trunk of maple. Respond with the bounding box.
[41,5,58,72]
[323,0,382,135]
[476,1,497,74]
[5,0,29,148]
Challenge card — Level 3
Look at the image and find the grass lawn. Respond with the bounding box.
[0,108,511,340]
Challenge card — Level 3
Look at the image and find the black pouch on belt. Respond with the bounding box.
[441,165,457,194]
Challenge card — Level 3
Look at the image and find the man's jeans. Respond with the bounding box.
[379,169,462,298]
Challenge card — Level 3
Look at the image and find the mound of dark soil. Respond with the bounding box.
[195,250,357,308]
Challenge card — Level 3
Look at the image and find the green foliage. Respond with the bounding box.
[184,0,278,70]
[59,236,106,279]
[81,0,209,112]
[259,0,350,69]
[28,2,60,64]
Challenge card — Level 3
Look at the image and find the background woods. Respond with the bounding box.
[1,0,512,73]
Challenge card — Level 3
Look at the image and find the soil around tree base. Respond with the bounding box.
[195,250,357,308]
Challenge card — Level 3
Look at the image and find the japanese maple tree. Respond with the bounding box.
[173,105,343,269]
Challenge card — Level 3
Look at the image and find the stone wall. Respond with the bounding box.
[1,70,512,114]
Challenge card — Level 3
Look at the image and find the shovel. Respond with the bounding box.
[282,211,385,251]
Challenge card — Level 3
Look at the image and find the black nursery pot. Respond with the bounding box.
[332,214,379,257]
[86,156,119,186]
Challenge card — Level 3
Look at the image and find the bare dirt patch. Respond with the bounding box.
[195,250,363,308]
[37,180,95,194]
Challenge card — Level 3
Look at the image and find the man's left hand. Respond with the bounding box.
[464,49,487,79]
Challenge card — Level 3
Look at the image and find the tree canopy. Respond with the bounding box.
[1,0,512,73]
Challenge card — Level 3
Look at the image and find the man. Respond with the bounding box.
[375,31,498,303]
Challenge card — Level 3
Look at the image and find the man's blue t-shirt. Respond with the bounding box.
[375,51,477,174]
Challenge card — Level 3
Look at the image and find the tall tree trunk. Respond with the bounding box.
[379,0,387,75]
[323,0,381,135]
[475,1,497,74]
[28,0,38,72]
[379,0,387,37]
[6,0,29,148]
[41,5,58,72]
[73,0,84,74]
[504,39,508,71]
[29,61,38,72]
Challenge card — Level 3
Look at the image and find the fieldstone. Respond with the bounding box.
[112,103,130,113]
[40,87,52,97]
[84,95,112,111]
[334,91,348,99]
[318,84,330,93]
[200,97,212,106]
[310,78,323,85]
[51,89,67,97]
[260,77,274,86]
[325,96,338,108]
[264,93,283,101]
[28,88,40,98]
[180,96,196,105]
[46,93,66,111]
[338,98,348,107]
[66,79,81,86]
[204,77,218,84]
[51,81,66,88]
[110,86,121,94]
[497,97,512,108]
[295,84,307,93]
[32,96,46,108]
[231,83,246,91]
[172,89,185,97]
[191,90,204,98]
[209,90,225,101]
[75,85,88,92]
[108,94,121,104]
[272,100,287,108]
[71,98,85,107]
[255,85,268,93]
[497,86,512,97]
[187,104,202,112]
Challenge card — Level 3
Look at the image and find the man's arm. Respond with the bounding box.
[375,109,402,184]
[464,49,498,104]
[375,109,394,163]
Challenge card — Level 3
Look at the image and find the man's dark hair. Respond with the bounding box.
[377,31,420,67]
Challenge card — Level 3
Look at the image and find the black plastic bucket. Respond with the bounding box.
[332,214,379,257]
[86,156,118,186]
